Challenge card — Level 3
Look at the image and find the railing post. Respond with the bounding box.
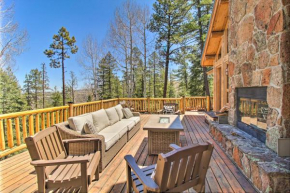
[147,97,150,113]
[101,99,104,109]
[118,97,120,105]
[68,102,74,117]
[182,96,186,114]
[206,96,210,112]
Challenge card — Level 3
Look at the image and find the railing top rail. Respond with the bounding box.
[0,106,69,119]
[72,100,102,107]
[103,98,118,102]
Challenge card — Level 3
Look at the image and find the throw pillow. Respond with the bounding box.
[84,121,98,134]
[122,108,134,119]
[114,104,124,120]
[105,107,119,125]
[91,109,110,132]
[68,113,93,133]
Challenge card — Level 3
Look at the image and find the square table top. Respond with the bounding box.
[143,115,184,131]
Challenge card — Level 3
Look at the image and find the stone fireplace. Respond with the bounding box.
[227,0,290,153]
[236,87,268,143]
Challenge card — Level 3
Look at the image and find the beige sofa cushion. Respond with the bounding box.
[105,107,119,125]
[98,130,119,151]
[120,120,135,131]
[109,121,129,138]
[122,116,140,125]
[84,121,98,134]
[91,109,110,132]
[122,108,133,119]
[115,104,124,120]
[68,113,93,133]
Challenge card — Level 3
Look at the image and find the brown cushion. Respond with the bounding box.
[84,121,98,134]
[122,108,133,119]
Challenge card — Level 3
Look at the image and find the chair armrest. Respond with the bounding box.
[169,144,181,150]
[31,158,90,167]
[63,138,101,144]
[124,155,159,192]
[132,112,140,117]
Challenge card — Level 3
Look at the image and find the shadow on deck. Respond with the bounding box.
[0,113,257,193]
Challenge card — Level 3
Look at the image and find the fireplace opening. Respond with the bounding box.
[237,87,268,143]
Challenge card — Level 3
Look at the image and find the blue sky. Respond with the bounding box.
[11,0,155,90]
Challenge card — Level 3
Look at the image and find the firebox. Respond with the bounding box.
[237,87,268,143]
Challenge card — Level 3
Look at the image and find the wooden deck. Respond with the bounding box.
[0,113,257,193]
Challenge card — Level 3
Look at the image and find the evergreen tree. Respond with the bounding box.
[149,0,195,97]
[168,73,176,98]
[51,86,62,107]
[41,63,50,108]
[23,73,33,109]
[98,52,118,99]
[44,27,78,105]
[30,69,42,109]
[0,68,26,114]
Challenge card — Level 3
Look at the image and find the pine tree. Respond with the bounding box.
[44,27,78,105]
[0,68,26,114]
[168,73,176,98]
[23,73,33,109]
[148,51,164,97]
[30,69,42,109]
[41,63,50,108]
[98,52,118,99]
[51,86,62,107]
[149,0,195,97]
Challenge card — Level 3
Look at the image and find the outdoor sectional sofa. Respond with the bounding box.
[55,104,141,172]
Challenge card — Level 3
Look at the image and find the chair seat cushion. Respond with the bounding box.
[98,130,120,150]
[48,152,100,183]
[122,116,140,125]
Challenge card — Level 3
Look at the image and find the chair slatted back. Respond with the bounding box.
[154,142,213,192]
[25,126,67,177]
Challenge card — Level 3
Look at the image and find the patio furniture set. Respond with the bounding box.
[25,104,214,192]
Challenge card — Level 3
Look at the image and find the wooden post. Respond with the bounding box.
[147,97,150,113]
[101,99,104,109]
[0,119,5,151]
[118,97,120,105]
[68,102,74,117]
[182,96,185,114]
[206,96,210,112]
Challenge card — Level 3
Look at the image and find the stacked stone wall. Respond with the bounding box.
[228,0,290,152]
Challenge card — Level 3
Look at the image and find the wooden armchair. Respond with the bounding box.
[125,141,214,193]
[25,126,101,193]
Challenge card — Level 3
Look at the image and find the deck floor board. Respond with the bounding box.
[0,113,257,193]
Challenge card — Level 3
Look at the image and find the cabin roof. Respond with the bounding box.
[201,0,229,67]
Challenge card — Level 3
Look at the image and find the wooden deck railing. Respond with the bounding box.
[0,96,212,158]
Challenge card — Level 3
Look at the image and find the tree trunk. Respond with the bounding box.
[61,37,66,105]
[153,56,156,98]
[163,40,170,98]
[143,28,147,97]
[197,0,210,97]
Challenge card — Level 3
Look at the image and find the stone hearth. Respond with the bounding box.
[209,122,290,192]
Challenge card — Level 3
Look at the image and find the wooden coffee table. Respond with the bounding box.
[143,115,184,155]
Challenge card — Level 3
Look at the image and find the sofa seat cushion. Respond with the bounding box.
[92,109,110,132]
[121,120,135,131]
[102,121,128,138]
[115,104,124,120]
[122,116,140,125]
[98,130,119,151]
[68,114,93,133]
[105,107,120,125]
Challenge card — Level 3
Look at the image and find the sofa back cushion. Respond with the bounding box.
[68,113,93,133]
[105,107,120,125]
[122,108,134,119]
[115,104,124,120]
[92,109,111,132]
